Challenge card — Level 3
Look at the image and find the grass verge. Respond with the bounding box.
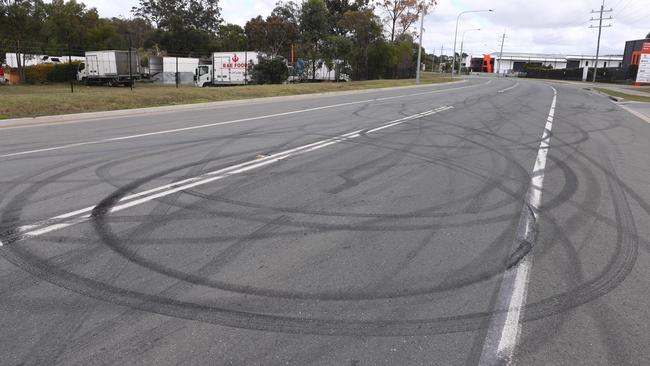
[0,73,453,120]
[595,88,650,103]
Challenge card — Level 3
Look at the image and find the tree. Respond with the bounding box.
[646,31,650,39]
[338,9,382,79]
[45,0,99,48]
[132,0,221,34]
[250,56,289,84]
[266,14,298,57]
[0,0,46,82]
[322,34,353,80]
[396,0,434,39]
[215,23,247,51]
[377,0,434,42]
[244,16,267,51]
[271,0,301,28]
[324,0,369,34]
[300,0,329,80]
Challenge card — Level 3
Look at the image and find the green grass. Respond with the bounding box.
[625,86,650,94]
[595,88,650,103]
[0,73,453,120]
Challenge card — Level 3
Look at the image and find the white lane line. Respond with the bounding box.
[498,82,520,93]
[0,82,488,159]
[4,106,453,243]
[479,86,557,366]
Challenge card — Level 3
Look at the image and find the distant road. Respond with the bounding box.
[1,77,649,366]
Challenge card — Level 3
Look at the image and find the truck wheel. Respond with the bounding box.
[202,82,210,88]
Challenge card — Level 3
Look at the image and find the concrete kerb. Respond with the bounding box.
[0,79,466,129]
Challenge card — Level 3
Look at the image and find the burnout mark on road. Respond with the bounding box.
[479,86,558,366]
[1,106,454,245]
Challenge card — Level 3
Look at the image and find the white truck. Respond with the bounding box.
[77,50,140,86]
[195,51,260,87]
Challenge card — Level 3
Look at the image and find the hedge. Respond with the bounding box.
[25,62,80,84]
[523,65,637,83]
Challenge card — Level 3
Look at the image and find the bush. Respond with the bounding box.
[250,57,289,84]
[25,62,80,84]
[25,64,54,84]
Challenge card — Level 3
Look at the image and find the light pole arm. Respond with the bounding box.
[451,10,492,77]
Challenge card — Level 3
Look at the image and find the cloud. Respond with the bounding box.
[419,0,648,57]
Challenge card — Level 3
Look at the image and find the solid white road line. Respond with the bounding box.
[5,106,453,243]
[0,82,488,159]
[478,86,557,366]
[498,82,520,93]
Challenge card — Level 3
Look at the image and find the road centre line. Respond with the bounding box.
[0,81,488,159]
[497,82,519,93]
[478,86,557,365]
[0,106,453,246]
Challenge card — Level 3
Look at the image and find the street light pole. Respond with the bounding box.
[459,28,480,74]
[415,5,426,84]
[451,9,493,78]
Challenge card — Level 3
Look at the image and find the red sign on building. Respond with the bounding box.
[635,42,650,86]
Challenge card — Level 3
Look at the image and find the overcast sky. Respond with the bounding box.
[83,0,648,56]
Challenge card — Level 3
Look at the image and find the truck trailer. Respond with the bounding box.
[195,51,260,87]
[77,50,140,86]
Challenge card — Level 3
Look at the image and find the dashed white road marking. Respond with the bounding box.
[0,82,488,159]
[4,106,453,243]
[498,82,520,93]
[479,86,557,366]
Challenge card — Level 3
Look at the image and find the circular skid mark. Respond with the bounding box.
[1,87,642,336]
[85,122,530,300]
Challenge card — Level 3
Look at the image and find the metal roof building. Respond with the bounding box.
[466,52,623,74]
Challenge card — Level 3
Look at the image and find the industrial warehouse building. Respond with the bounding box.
[467,52,623,74]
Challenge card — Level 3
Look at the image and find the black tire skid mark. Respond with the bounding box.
[0,156,140,364]
[514,135,601,359]
[2,78,636,334]
[0,156,106,233]
[83,88,547,302]
[61,219,291,366]
[181,118,530,222]
[87,116,535,301]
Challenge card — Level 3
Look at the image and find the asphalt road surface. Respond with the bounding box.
[1,77,649,366]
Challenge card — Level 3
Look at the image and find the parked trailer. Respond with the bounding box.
[196,51,261,87]
[149,56,199,85]
[77,50,140,86]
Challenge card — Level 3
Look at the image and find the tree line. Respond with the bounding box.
[1,0,437,81]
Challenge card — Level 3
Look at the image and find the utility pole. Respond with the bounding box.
[589,0,613,83]
[68,42,74,93]
[415,5,426,84]
[126,31,133,91]
[496,32,506,76]
[439,44,444,73]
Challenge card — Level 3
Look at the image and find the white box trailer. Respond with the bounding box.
[196,51,260,87]
[149,56,199,85]
[77,50,140,86]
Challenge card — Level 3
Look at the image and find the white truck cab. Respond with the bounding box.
[195,65,213,87]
